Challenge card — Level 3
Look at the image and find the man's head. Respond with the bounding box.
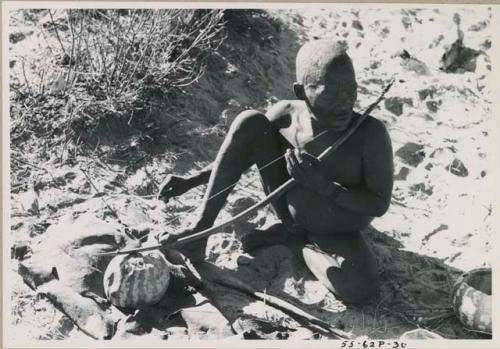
[294,40,357,130]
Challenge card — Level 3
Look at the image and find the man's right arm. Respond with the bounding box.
[188,163,212,186]
[157,163,213,201]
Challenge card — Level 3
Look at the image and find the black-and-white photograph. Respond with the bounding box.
[3,2,495,347]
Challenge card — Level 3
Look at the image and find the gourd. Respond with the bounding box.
[452,268,491,334]
[103,251,170,308]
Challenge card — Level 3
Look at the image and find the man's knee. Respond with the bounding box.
[328,266,380,304]
[229,110,271,138]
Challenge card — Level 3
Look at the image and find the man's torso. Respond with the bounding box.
[266,100,377,234]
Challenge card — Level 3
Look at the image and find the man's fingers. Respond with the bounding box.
[285,150,295,176]
[300,151,321,166]
[286,149,306,180]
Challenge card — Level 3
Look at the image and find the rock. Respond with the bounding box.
[418,87,437,101]
[9,30,33,44]
[446,158,468,177]
[384,96,413,116]
[410,182,433,196]
[181,302,234,338]
[426,100,441,113]
[480,39,491,50]
[394,167,410,181]
[395,142,426,167]
[11,240,32,260]
[398,50,429,75]
[468,20,488,32]
[400,328,443,339]
[352,20,363,30]
[18,212,140,293]
[440,39,482,73]
[37,280,116,339]
[232,315,292,339]
[384,97,404,116]
[401,16,412,30]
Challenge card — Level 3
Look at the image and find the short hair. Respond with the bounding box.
[295,40,355,84]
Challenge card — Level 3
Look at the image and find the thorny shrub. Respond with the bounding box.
[10,10,224,148]
[10,9,225,187]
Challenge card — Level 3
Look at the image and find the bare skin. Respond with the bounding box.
[158,41,394,303]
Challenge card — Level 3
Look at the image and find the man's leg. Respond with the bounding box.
[302,232,379,304]
[184,110,290,259]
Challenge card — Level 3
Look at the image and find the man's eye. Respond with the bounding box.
[315,85,326,94]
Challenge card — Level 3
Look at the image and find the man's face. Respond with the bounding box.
[303,64,357,131]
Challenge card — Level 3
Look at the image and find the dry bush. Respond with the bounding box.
[61,9,225,102]
[10,9,225,162]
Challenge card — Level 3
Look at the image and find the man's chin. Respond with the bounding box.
[330,124,350,132]
[329,117,352,131]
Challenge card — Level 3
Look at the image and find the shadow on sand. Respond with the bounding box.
[181,224,488,340]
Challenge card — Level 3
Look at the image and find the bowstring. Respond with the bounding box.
[160,74,396,229]
[160,128,332,228]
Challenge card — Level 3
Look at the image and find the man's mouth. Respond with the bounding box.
[330,114,352,129]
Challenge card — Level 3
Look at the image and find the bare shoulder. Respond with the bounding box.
[360,115,390,139]
[359,115,392,154]
[265,100,304,124]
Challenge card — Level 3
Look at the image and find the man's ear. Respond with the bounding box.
[293,82,306,100]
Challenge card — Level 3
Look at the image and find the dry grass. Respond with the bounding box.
[10,9,225,190]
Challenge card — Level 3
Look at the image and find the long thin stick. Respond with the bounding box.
[188,261,352,339]
[98,78,395,257]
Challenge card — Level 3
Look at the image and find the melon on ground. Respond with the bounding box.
[452,268,491,334]
[104,251,171,308]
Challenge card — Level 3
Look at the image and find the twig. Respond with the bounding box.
[12,157,47,173]
[21,60,32,94]
[48,10,66,56]
[463,327,492,336]
[188,261,352,339]
[143,166,159,190]
[65,9,76,91]
[80,167,119,219]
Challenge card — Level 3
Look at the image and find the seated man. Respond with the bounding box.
[158,40,394,304]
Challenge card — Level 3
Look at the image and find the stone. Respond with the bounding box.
[384,97,404,116]
[395,142,426,167]
[394,167,410,181]
[446,158,468,177]
[418,87,437,101]
[440,39,482,73]
[426,100,441,113]
[37,280,116,339]
[352,20,363,30]
[410,182,433,196]
[11,240,32,260]
[400,328,443,339]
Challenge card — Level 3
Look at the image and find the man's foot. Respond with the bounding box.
[240,223,304,253]
[157,229,207,263]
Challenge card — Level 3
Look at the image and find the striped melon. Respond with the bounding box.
[452,268,491,334]
[103,251,170,308]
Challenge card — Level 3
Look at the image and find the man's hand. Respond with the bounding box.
[156,230,183,246]
[156,228,206,262]
[285,149,334,196]
[157,175,193,202]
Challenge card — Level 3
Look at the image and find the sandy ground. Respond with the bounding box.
[7,7,492,342]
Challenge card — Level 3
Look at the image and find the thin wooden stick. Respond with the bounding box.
[187,261,352,339]
[98,78,395,257]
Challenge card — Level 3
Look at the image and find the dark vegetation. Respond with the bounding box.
[10,9,287,193]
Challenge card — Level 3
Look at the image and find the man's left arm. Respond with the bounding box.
[333,121,394,217]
